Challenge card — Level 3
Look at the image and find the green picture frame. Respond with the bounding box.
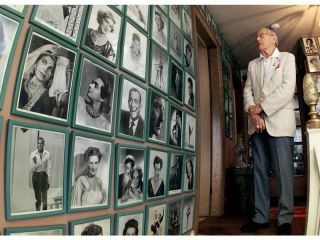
[67,131,114,213]
[69,214,113,235]
[151,6,169,51]
[0,8,23,109]
[5,120,68,220]
[183,112,196,152]
[5,224,66,235]
[181,195,195,234]
[30,5,88,46]
[184,71,196,111]
[114,143,146,210]
[11,26,79,126]
[125,5,150,33]
[182,152,196,192]
[166,198,182,235]
[169,59,184,105]
[115,210,145,235]
[116,75,148,142]
[71,53,118,136]
[81,5,124,68]
[0,5,28,17]
[146,147,169,201]
[169,21,183,63]
[168,102,184,149]
[145,201,168,235]
[169,5,181,29]
[120,19,149,82]
[158,5,168,14]
[167,150,183,196]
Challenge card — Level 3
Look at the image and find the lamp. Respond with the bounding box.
[303,73,320,128]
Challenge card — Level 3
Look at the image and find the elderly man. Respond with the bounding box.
[241,28,296,235]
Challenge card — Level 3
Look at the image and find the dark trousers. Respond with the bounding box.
[251,130,294,225]
[32,172,49,211]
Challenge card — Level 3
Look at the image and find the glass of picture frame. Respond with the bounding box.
[5,224,66,235]
[151,6,168,51]
[183,38,195,75]
[181,195,195,234]
[1,5,28,17]
[169,22,182,63]
[183,153,196,192]
[145,202,167,235]
[115,210,145,235]
[68,131,114,213]
[167,199,182,235]
[167,151,183,196]
[5,120,68,220]
[306,55,320,73]
[184,72,196,111]
[70,214,113,235]
[182,8,193,41]
[168,103,184,149]
[11,27,78,126]
[126,5,149,32]
[169,60,184,104]
[184,113,196,151]
[0,8,23,109]
[301,36,319,55]
[169,5,181,29]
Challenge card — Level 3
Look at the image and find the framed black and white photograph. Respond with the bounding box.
[151,6,168,50]
[301,37,318,55]
[68,132,113,212]
[120,20,148,81]
[5,224,66,235]
[307,55,320,73]
[294,126,302,143]
[117,77,147,142]
[126,5,149,32]
[293,162,304,176]
[82,5,123,67]
[115,210,145,235]
[70,214,113,235]
[1,5,28,17]
[184,39,195,75]
[72,54,117,136]
[184,72,195,110]
[295,110,301,125]
[184,113,196,151]
[170,60,184,103]
[181,196,195,234]
[0,9,22,109]
[169,23,182,62]
[146,148,168,201]
[115,144,146,209]
[12,27,77,125]
[149,42,169,94]
[145,202,167,235]
[167,199,182,235]
[167,151,183,196]
[182,9,192,40]
[147,90,168,145]
[31,6,87,45]
[183,154,196,192]
[5,120,68,220]
[293,144,303,162]
[294,94,299,109]
[169,104,183,148]
[169,5,181,29]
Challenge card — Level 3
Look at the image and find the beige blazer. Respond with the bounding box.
[243,52,296,137]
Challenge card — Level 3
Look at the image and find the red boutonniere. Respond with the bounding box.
[273,57,280,69]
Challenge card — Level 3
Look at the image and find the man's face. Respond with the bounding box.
[37,139,44,151]
[88,78,105,102]
[256,29,275,52]
[128,90,141,113]
[150,99,164,136]
[125,162,133,176]
[154,162,162,179]
[131,39,140,56]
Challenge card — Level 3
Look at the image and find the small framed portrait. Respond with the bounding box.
[293,162,304,176]
[126,5,149,32]
[5,224,66,235]
[70,214,113,235]
[145,202,167,235]
[115,144,146,209]
[120,20,148,81]
[167,151,183,196]
[31,6,87,45]
[151,6,168,51]
[294,94,299,109]
[68,132,113,212]
[294,126,302,143]
[170,60,184,103]
[12,27,78,126]
[184,39,195,75]
[167,199,182,235]
[307,55,320,73]
[5,120,68,220]
[184,72,196,110]
[0,9,23,109]
[169,23,182,62]
[183,154,196,192]
[168,104,184,148]
[301,37,319,55]
[115,210,145,235]
[184,113,196,151]
[312,74,320,92]
[149,41,169,94]
[72,54,118,136]
[146,148,168,201]
[1,5,28,17]
[182,9,192,40]
[169,5,181,29]
[117,76,147,142]
[147,90,168,145]
[295,110,301,125]
[181,196,195,234]
[293,144,303,162]
[82,5,123,67]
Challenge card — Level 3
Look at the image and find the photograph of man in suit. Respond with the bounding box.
[120,87,144,138]
[242,28,296,235]
[118,155,135,200]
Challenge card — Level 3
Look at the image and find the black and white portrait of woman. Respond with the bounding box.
[72,216,112,235]
[184,39,194,74]
[151,7,168,50]
[170,61,183,103]
[74,57,116,134]
[146,203,167,235]
[168,200,181,235]
[181,197,195,234]
[169,106,183,148]
[116,211,144,235]
[183,154,196,191]
[184,113,196,151]
[168,152,183,195]
[126,5,149,31]
[169,23,182,62]
[15,32,76,122]
[169,5,181,29]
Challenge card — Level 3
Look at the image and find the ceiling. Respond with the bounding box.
[207,5,320,68]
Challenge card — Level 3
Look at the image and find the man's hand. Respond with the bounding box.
[33,156,37,164]
[250,113,265,132]
[248,104,263,115]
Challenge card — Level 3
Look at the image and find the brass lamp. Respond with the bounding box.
[303,73,320,128]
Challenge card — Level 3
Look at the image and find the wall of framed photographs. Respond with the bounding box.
[0,5,197,235]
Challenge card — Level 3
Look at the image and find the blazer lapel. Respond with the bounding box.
[263,57,277,86]
[255,59,262,86]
